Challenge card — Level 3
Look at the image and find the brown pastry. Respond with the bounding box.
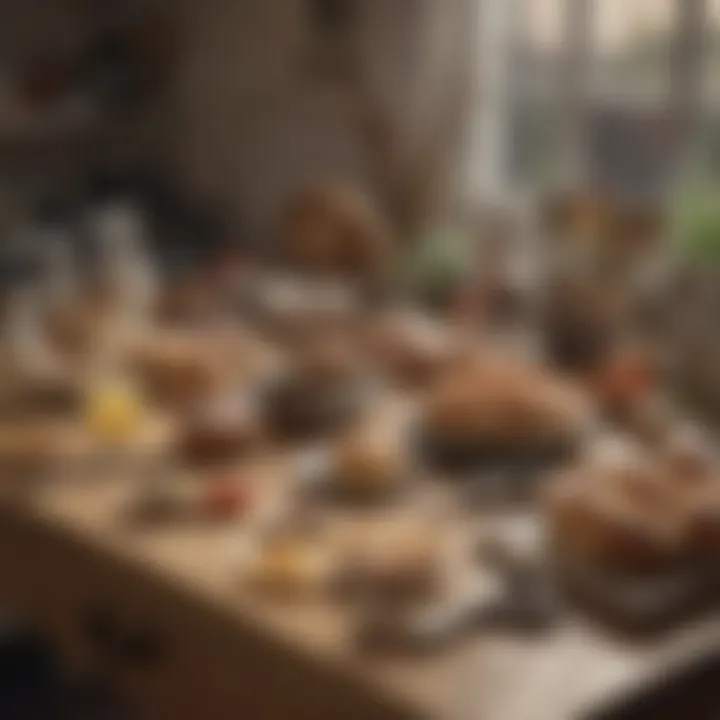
[250,535,334,599]
[602,461,678,517]
[331,423,409,501]
[179,396,263,465]
[422,356,589,470]
[661,427,714,487]
[546,473,682,576]
[276,183,392,281]
[297,333,363,384]
[336,521,446,604]
[680,481,720,560]
[131,339,222,409]
[130,327,273,410]
[264,335,370,439]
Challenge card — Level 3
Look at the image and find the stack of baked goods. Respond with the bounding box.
[179,393,265,466]
[311,400,415,504]
[332,517,455,607]
[246,519,336,599]
[421,353,592,472]
[545,430,720,580]
[129,326,277,411]
[263,332,373,440]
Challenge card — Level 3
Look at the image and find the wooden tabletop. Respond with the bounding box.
[3,438,720,720]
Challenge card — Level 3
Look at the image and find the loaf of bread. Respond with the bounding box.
[276,183,392,280]
[424,355,589,451]
[546,433,720,576]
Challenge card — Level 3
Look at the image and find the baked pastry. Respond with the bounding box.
[179,395,263,465]
[660,426,714,486]
[335,521,447,605]
[131,327,275,409]
[329,422,409,502]
[546,440,720,578]
[263,335,370,439]
[249,534,334,599]
[276,183,392,281]
[131,338,223,409]
[552,486,680,576]
[422,355,589,471]
[546,470,682,576]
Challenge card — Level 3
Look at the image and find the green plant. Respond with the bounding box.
[400,224,475,308]
[673,188,720,267]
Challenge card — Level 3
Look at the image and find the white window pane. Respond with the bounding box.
[593,0,676,104]
[513,0,564,96]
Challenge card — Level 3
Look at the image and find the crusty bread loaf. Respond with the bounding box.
[424,355,589,447]
[276,183,392,280]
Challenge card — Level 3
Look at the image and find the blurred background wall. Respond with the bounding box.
[173,0,472,241]
[0,0,718,246]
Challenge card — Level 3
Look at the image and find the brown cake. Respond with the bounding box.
[131,338,222,409]
[546,470,682,576]
[249,533,335,599]
[422,355,590,470]
[335,520,447,604]
[330,422,409,502]
[263,334,371,439]
[680,482,720,560]
[546,437,720,577]
[179,395,263,465]
[131,328,275,410]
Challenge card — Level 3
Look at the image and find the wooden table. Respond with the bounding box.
[2,448,720,720]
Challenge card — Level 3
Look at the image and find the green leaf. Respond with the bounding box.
[672,187,720,267]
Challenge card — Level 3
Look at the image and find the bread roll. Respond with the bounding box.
[424,356,589,449]
[332,424,408,499]
[276,183,392,280]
